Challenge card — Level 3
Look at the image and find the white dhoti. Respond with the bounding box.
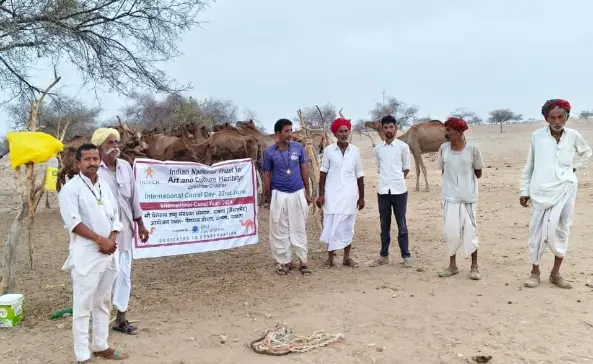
[320,214,356,251]
[269,189,309,264]
[442,200,478,257]
[72,267,117,362]
[529,184,577,265]
[112,249,132,312]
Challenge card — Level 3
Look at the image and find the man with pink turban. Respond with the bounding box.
[437,117,484,281]
[316,117,365,268]
[520,99,591,289]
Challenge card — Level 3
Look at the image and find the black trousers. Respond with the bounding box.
[377,191,410,258]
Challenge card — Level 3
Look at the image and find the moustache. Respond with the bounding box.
[106,147,120,157]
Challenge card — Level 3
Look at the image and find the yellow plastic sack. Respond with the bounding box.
[6,132,64,170]
[44,156,59,191]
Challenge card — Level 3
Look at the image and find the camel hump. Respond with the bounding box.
[428,120,443,124]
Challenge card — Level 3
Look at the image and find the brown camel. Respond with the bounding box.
[364,120,447,192]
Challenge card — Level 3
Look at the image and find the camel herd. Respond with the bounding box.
[55,117,332,195]
[55,116,448,198]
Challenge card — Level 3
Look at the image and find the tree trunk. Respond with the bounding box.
[500,122,503,133]
[0,202,28,295]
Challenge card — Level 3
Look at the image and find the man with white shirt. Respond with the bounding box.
[317,117,365,268]
[58,143,129,363]
[370,115,413,268]
[91,128,150,335]
[437,117,484,280]
[520,99,592,289]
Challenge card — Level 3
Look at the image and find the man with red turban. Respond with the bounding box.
[437,117,484,281]
[520,99,591,289]
[316,117,365,268]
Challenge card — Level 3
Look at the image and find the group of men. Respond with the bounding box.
[58,98,590,362]
[262,98,591,290]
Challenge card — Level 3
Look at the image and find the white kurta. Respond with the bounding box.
[319,143,364,251]
[437,142,484,256]
[58,173,122,362]
[520,127,592,264]
[98,159,142,313]
[269,189,309,264]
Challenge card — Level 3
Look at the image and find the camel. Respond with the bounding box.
[363,120,447,192]
[56,123,150,191]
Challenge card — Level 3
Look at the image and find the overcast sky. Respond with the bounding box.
[2,0,593,135]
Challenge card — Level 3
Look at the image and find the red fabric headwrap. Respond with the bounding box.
[444,117,468,132]
[541,99,571,119]
[331,118,352,134]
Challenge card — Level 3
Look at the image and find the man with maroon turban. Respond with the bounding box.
[316,117,365,267]
[436,117,484,280]
[520,99,591,289]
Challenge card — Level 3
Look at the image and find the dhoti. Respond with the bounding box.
[72,267,117,361]
[112,249,133,312]
[320,214,356,251]
[442,200,478,257]
[529,184,577,265]
[269,189,308,264]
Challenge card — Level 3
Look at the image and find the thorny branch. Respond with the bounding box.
[0,0,213,103]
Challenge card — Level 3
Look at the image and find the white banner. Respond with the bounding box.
[131,158,259,259]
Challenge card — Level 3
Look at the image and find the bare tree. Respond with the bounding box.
[369,96,418,129]
[579,110,593,122]
[8,96,100,140]
[199,98,237,126]
[353,119,377,147]
[122,92,201,130]
[414,116,435,123]
[0,0,212,103]
[450,108,483,125]
[294,103,336,129]
[487,108,523,133]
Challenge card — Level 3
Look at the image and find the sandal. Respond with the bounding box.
[549,274,572,289]
[299,266,312,275]
[342,258,359,268]
[438,268,459,278]
[276,264,290,275]
[78,360,92,364]
[113,320,138,335]
[93,348,129,360]
[323,260,336,269]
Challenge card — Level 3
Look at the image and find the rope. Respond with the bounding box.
[250,323,343,356]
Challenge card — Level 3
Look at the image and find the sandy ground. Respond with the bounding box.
[1,121,593,364]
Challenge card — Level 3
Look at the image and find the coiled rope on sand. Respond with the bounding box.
[249,323,344,356]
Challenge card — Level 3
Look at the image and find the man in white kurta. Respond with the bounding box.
[520,99,592,289]
[317,118,365,268]
[436,117,484,280]
[58,144,129,363]
[92,128,150,335]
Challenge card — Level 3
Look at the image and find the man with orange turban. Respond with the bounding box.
[520,99,591,289]
[317,117,365,268]
[437,117,484,281]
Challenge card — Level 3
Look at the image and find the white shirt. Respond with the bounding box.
[437,142,484,204]
[320,143,364,215]
[520,126,592,209]
[374,139,411,195]
[58,173,122,275]
[98,158,143,251]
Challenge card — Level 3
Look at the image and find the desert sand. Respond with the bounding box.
[1,120,593,364]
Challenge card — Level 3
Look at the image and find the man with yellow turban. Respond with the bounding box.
[92,127,150,334]
[520,99,591,289]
